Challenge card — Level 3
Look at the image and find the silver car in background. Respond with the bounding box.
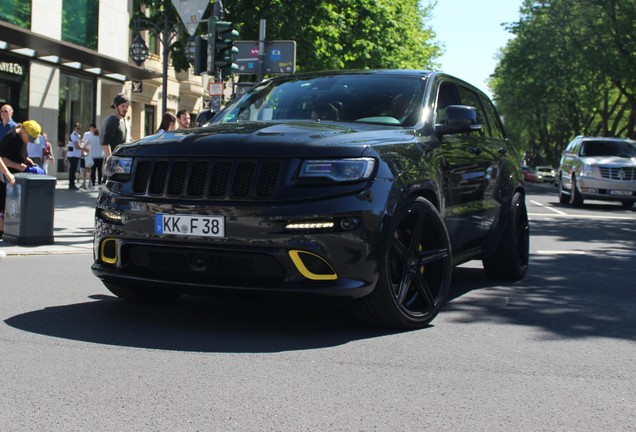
[535,166,556,184]
[558,136,636,209]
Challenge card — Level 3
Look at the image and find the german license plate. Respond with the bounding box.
[610,190,632,196]
[155,214,225,238]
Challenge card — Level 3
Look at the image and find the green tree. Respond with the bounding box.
[133,0,441,75]
[228,0,440,72]
[491,0,636,166]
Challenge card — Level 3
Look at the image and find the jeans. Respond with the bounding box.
[68,156,80,187]
[90,158,104,185]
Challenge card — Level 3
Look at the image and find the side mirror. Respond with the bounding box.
[195,109,216,127]
[435,105,482,136]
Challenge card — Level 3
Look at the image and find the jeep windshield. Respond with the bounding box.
[215,74,426,127]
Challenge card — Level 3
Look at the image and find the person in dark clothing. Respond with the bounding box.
[0,120,41,236]
[100,94,130,158]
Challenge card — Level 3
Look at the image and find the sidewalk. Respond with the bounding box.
[1,179,98,257]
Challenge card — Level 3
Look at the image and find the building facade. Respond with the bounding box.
[0,0,208,177]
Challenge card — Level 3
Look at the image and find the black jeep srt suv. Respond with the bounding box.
[92,70,529,330]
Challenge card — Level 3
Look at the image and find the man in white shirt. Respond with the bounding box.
[67,123,85,190]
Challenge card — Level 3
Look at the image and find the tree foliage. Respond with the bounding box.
[133,0,441,76]
[491,0,636,166]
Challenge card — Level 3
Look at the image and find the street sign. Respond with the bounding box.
[171,0,208,36]
[233,41,296,75]
[208,81,224,96]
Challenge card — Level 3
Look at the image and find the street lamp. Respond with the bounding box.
[129,15,182,114]
[129,33,149,66]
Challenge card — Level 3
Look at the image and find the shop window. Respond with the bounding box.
[58,73,94,147]
[0,1,31,28]
[62,0,99,50]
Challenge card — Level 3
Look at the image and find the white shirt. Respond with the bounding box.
[27,137,44,158]
[67,131,83,157]
[87,133,103,158]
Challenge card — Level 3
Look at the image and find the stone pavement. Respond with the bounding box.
[1,179,98,257]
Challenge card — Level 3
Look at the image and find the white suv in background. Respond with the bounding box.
[558,136,636,208]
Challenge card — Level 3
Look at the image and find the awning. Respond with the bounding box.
[0,21,161,82]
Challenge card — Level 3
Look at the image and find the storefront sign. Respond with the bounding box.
[0,62,25,76]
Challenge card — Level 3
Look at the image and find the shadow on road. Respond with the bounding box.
[446,216,636,342]
[4,213,635,352]
[5,293,397,353]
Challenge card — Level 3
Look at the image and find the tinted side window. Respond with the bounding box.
[435,82,461,125]
[480,96,506,139]
[457,85,487,137]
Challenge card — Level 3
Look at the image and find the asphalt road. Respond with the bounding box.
[1,184,634,431]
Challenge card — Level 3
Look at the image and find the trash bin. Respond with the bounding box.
[3,173,57,245]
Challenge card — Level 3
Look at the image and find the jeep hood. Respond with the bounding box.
[115,121,418,158]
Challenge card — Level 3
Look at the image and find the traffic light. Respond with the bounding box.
[192,35,208,76]
[212,20,239,77]
[192,18,239,77]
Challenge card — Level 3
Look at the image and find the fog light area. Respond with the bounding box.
[99,208,123,224]
[285,221,335,230]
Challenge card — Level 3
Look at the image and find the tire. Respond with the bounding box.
[569,175,584,207]
[483,192,529,281]
[104,282,181,303]
[353,197,452,330]
[558,175,569,204]
[621,201,634,209]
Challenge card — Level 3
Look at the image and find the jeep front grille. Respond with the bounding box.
[131,158,282,200]
[599,167,636,181]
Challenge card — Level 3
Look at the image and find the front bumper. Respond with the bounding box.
[92,180,395,299]
[578,176,636,202]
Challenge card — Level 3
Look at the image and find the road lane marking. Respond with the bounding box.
[528,213,633,220]
[530,200,568,215]
[535,250,636,256]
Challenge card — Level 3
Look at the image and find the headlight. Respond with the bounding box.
[581,163,593,177]
[298,158,375,182]
[104,156,133,181]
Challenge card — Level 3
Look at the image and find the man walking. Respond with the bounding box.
[101,94,130,158]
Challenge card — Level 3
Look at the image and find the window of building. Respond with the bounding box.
[0,1,31,28]
[144,104,156,136]
[62,0,99,50]
[58,73,95,147]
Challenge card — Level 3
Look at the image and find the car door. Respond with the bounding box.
[434,80,492,252]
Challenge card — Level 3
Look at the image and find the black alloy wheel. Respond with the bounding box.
[483,191,530,280]
[353,197,452,330]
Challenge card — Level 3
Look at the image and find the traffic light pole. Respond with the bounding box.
[257,19,266,82]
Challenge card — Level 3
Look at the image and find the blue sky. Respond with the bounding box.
[428,0,524,97]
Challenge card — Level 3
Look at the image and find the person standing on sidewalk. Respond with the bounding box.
[100,94,130,159]
[86,125,103,188]
[41,132,54,175]
[0,120,41,236]
[0,104,18,141]
[67,123,84,190]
